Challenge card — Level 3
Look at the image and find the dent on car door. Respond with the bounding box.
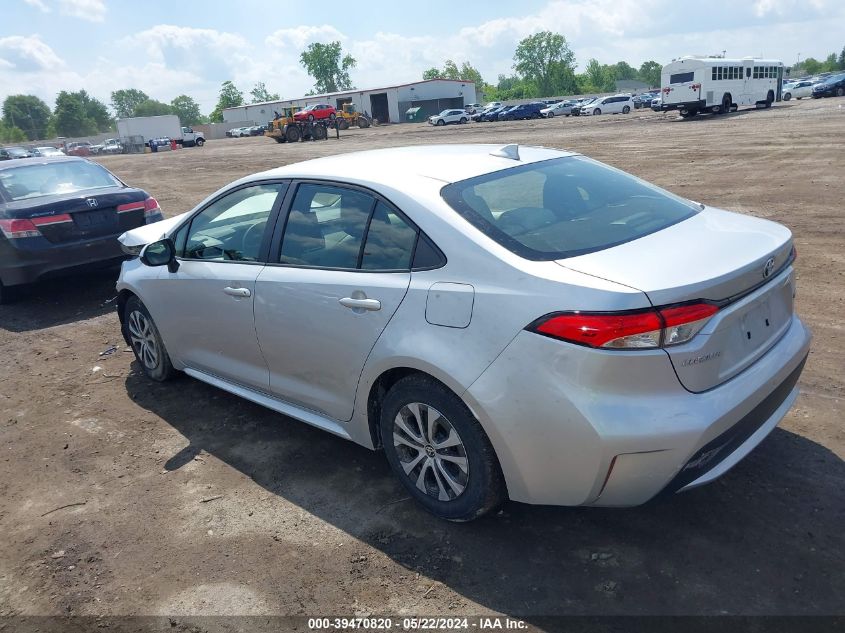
[254,182,423,421]
[151,182,288,389]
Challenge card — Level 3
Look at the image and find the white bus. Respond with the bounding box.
[660,57,785,117]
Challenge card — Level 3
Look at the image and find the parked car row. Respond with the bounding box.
[450,94,642,126]
[227,125,267,137]
[810,73,845,98]
[1,145,66,160]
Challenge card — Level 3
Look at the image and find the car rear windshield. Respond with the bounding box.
[440,156,699,261]
[0,161,121,202]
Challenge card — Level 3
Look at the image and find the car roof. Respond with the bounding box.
[253,144,578,186]
[0,155,86,171]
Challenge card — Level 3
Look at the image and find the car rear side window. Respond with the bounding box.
[277,183,441,272]
[441,156,699,261]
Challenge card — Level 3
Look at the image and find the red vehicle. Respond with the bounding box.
[293,104,337,122]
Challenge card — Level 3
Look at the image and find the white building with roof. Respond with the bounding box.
[222,79,477,125]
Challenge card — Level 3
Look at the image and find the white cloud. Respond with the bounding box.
[265,25,346,49]
[23,0,50,12]
[0,35,66,72]
[58,0,106,22]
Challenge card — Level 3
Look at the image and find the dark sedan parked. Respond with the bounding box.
[500,102,544,120]
[0,157,163,303]
[812,73,845,98]
[3,146,33,159]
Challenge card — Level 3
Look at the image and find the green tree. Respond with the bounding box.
[78,91,112,131]
[0,120,28,143]
[170,95,204,125]
[801,57,822,75]
[53,91,97,136]
[422,60,485,87]
[513,31,576,97]
[2,94,52,140]
[638,60,662,88]
[209,80,245,122]
[299,41,356,94]
[613,61,638,81]
[249,82,280,103]
[111,88,150,118]
[838,46,845,70]
[133,99,173,117]
[581,59,616,92]
[823,53,838,72]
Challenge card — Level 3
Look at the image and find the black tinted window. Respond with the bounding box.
[669,71,694,84]
[361,202,418,270]
[441,156,699,261]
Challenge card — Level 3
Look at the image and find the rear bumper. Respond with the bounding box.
[0,234,126,286]
[463,314,811,507]
[662,99,706,112]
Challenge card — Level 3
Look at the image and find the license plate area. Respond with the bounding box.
[74,209,115,228]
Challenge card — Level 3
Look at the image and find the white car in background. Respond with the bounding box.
[228,127,250,138]
[428,109,469,126]
[581,94,634,116]
[782,81,814,100]
[541,101,576,118]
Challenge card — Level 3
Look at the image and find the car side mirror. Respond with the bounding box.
[140,238,179,272]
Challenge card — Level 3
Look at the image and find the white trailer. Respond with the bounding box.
[116,115,205,147]
[660,57,785,117]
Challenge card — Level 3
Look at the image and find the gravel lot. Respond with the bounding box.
[1,100,843,624]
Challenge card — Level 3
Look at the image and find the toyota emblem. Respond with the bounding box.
[762,257,775,279]
[86,198,99,208]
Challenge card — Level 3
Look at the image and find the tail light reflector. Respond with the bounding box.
[30,213,72,227]
[143,197,161,222]
[0,218,41,239]
[530,302,719,350]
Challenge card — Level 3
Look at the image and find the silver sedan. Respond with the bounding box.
[116,144,811,521]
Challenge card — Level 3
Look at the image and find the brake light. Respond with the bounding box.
[143,197,161,221]
[0,218,41,239]
[530,302,719,350]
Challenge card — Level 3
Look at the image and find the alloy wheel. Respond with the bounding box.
[392,402,469,502]
[127,309,159,370]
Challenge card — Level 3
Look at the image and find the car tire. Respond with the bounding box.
[460,117,467,124]
[783,93,791,101]
[547,112,555,118]
[307,114,315,122]
[593,108,601,115]
[124,296,174,382]
[436,119,445,126]
[380,375,506,522]
[196,138,204,146]
[622,105,630,114]
[837,87,845,97]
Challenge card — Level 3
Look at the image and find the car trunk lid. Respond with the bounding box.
[4,187,148,244]
[557,207,795,392]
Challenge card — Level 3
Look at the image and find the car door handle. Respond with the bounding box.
[339,297,381,311]
[223,286,251,298]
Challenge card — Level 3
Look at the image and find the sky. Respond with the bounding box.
[1,0,843,113]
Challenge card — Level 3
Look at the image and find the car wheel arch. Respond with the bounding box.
[365,366,475,449]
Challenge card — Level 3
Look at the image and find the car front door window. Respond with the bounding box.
[184,183,284,262]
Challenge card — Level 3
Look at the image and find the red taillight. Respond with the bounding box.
[143,197,161,221]
[535,310,663,349]
[0,218,41,239]
[117,201,145,214]
[531,302,719,350]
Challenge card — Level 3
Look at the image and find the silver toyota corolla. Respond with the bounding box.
[116,144,811,521]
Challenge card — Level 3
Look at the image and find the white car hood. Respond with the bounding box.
[117,211,188,247]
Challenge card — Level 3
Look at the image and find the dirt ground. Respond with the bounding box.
[0,100,843,625]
